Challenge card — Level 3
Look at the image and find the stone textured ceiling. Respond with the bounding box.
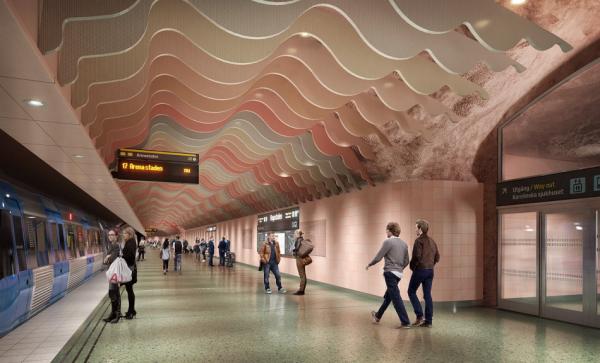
[36,0,599,234]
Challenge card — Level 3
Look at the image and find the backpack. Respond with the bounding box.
[297,239,314,258]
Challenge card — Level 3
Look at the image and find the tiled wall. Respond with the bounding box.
[185,180,484,302]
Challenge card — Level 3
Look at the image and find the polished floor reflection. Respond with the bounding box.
[76,254,600,362]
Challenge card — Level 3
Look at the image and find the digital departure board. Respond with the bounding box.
[113,148,199,184]
[257,207,300,256]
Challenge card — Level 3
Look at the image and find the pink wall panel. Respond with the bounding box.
[185,180,484,302]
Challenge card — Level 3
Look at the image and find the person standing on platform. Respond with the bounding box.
[103,229,121,323]
[137,237,146,261]
[200,238,207,262]
[292,230,309,295]
[408,219,440,328]
[161,238,170,274]
[121,226,138,320]
[259,233,286,294]
[207,238,215,266]
[218,237,228,266]
[173,235,183,274]
[366,222,411,329]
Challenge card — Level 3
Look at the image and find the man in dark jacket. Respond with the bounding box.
[103,229,121,323]
[408,219,440,328]
[218,237,228,266]
[207,238,215,266]
[173,236,183,274]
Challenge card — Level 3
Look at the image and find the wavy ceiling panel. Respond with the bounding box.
[38,0,572,233]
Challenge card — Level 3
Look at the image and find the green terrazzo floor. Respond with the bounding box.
[77,254,600,363]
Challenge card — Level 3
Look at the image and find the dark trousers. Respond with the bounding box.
[162,259,169,271]
[376,271,410,325]
[137,251,145,261]
[219,252,225,265]
[108,283,120,316]
[296,258,307,292]
[208,253,214,266]
[263,261,282,290]
[123,282,135,313]
[408,269,434,323]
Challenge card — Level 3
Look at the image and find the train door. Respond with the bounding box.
[66,223,77,259]
[0,209,15,278]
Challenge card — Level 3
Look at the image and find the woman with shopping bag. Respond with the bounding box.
[103,229,123,323]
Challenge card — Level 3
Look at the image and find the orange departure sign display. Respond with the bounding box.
[113,148,199,184]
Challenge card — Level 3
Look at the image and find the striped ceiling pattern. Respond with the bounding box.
[38,0,571,233]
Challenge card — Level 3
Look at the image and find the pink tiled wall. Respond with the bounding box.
[185,180,484,302]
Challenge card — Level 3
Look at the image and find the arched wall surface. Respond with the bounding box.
[185,180,483,302]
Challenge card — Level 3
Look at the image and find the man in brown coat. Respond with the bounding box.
[258,233,286,294]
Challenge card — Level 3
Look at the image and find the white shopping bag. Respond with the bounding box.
[106,257,132,284]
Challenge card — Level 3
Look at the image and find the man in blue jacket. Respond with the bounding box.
[207,238,215,266]
[218,237,228,266]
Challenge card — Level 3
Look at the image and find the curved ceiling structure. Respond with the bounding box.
[35,0,576,234]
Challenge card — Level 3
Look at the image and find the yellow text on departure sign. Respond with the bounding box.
[121,162,164,172]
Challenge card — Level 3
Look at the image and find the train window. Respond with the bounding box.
[24,217,38,269]
[76,225,85,257]
[48,222,64,262]
[12,215,27,271]
[35,220,49,266]
[67,225,76,259]
[0,211,15,279]
[58,224,66,259]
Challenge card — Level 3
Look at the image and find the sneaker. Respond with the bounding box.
[412,317,424,327]
[420,322,432,328]
[266,288,272,294]
[399,324,411,329]
[371,311,380,324]
[278,288,287,294]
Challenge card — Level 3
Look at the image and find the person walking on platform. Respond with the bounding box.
[137,237,146,261]
[193,239,201,261]
[292,229,310,295]
[259,233,286,294]
[183,239,189,254]
[408,219,440,328]
[207,238,215,266]
[103,229,121,323]
[121,226,138,320]
[218,237,228,266]
[173,235,183,274]
[200,238,207,262]
[366,222,411,329]
[161,238,170,274]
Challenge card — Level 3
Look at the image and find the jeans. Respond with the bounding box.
[137,250,145,261]
[175,254,182,272]
[375,271,410,325]
[408,269,434,323]
[219,253,225,266]
[263,261,282,290]
[208,253,214,266]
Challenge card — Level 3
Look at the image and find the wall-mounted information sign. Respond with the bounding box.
[257,207,299,256]
[206,225,217,232]
[497,166,600,206]
[114,148,199,184]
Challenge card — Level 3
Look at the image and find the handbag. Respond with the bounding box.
[258,261,263,271]
[301,256,313,266]
[106,257,132,284]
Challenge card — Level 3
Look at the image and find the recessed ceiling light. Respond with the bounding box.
[25,99,44,107]
[5,193,9,198]
[299,32,310,38]
[510,0,526,5]
[27,216,36,219]
[73,154,86,159]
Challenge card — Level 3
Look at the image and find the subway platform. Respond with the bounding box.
[1,255,600,363]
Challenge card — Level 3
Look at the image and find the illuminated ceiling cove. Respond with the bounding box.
[35,0,575,233]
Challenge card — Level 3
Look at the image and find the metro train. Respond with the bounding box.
[0,177,111,336]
